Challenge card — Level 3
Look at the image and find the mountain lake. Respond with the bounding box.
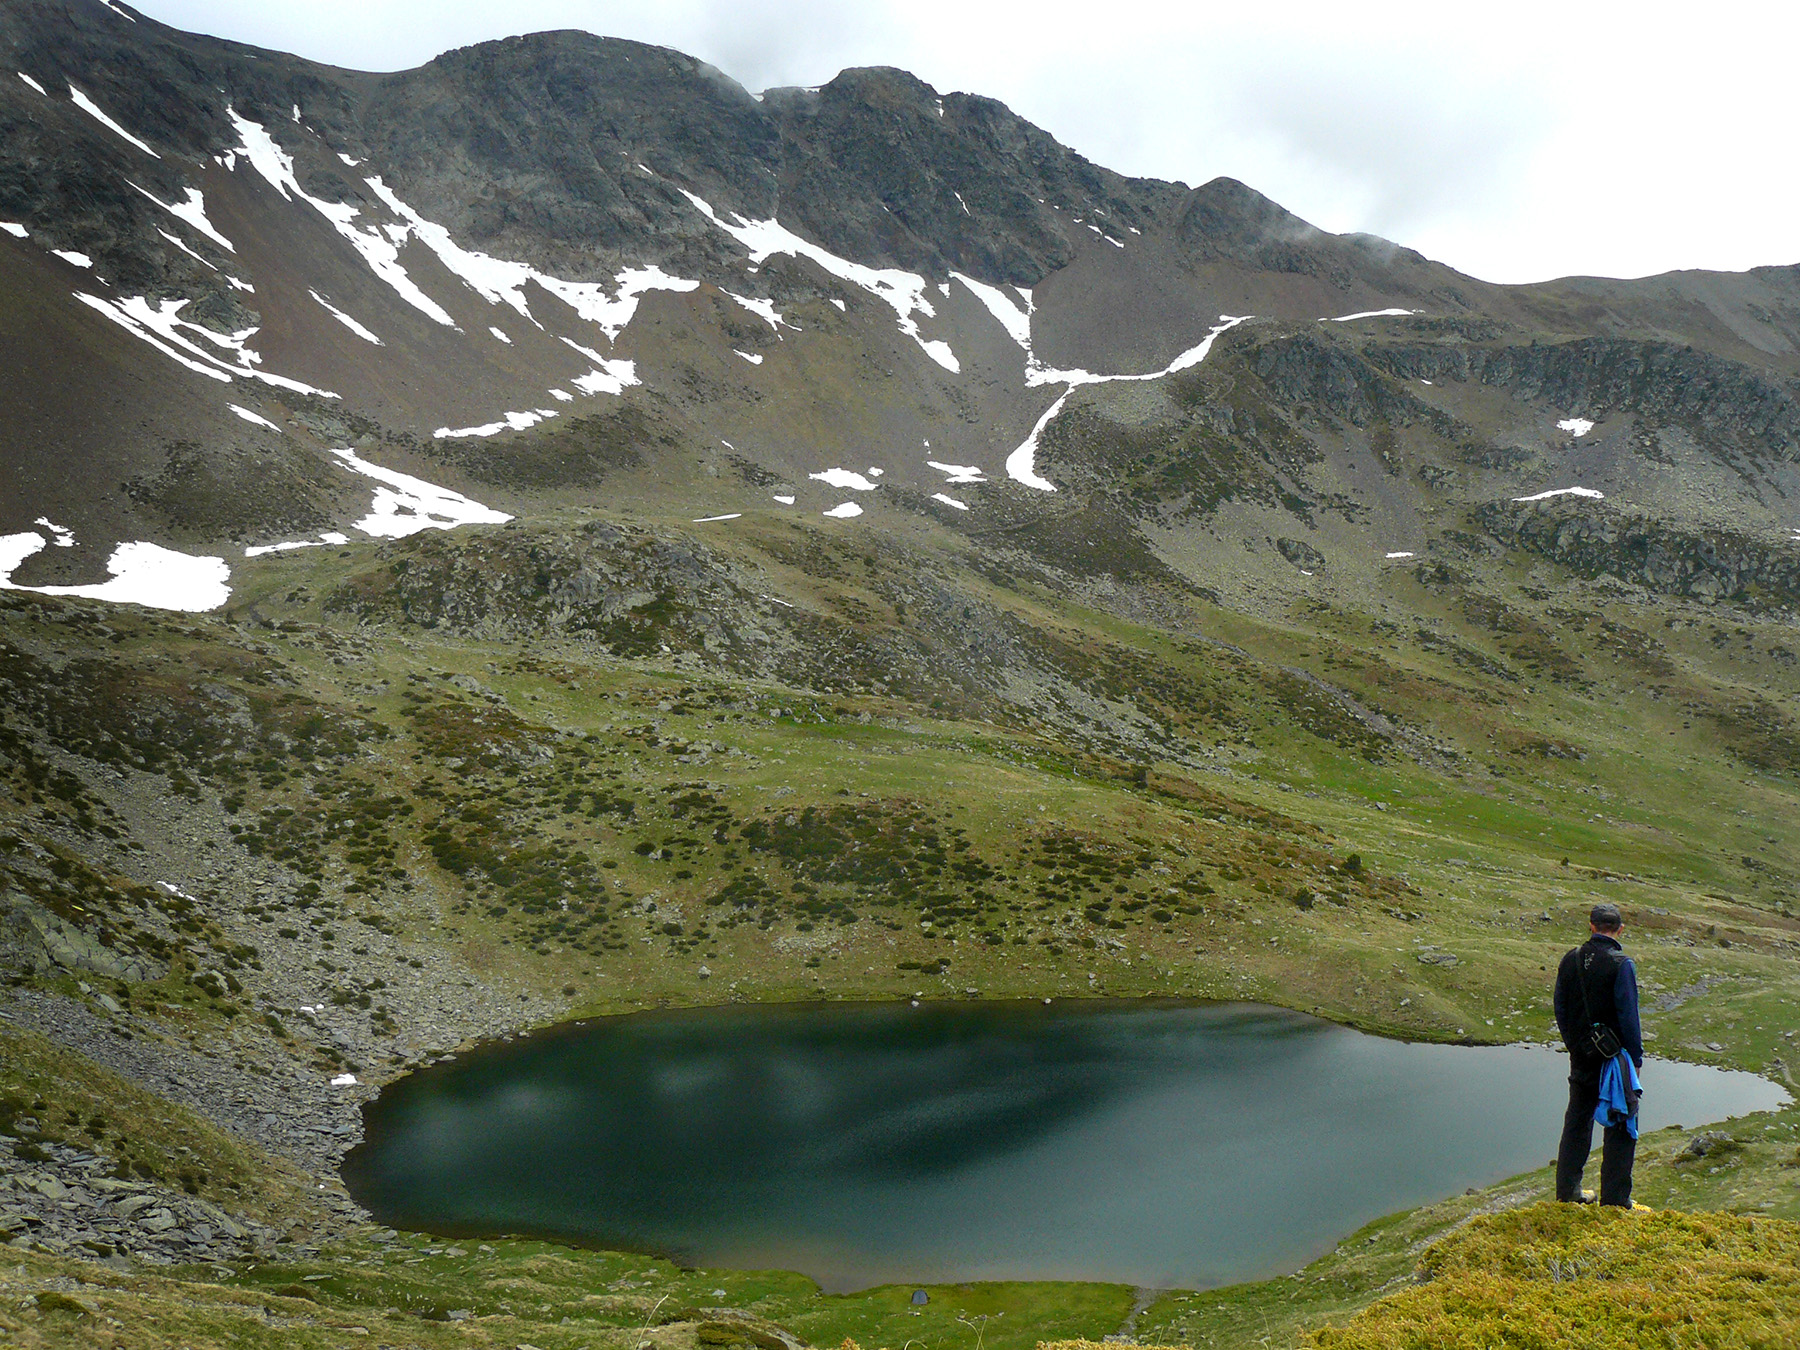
[341,999,1789,1291]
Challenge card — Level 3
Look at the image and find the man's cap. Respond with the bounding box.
[1590,902,1623,929]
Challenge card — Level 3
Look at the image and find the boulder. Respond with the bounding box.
[0,891,167,984]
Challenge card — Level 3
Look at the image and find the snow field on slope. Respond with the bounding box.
[928,462,986,484]
[69,85,159,158]
[228,404,282,432]
[244,532,348,558]
[434,410,558,440]
[683,190,959,373]
[1557,418,1595,437]
[1003,314,1254,492]
[129,183,234,252]
[809,468,880,491]
[329,447,512,537]
[0,530,228,612]
[1513,486,1604,502]
[309,290,383,345]
[74,292,340,397]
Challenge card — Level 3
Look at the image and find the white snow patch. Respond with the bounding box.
[1513,486,1605,502]
[1005,392,1072,492]
[867,467,884,477]
[489,326,511,344]
[68,84,159,157]
[17,73,45,96]
[1557,417,1595,437]
[0,530,229,612]
[244,532,348,557]
[723,290,791,330]
[927,461,986,484]
[683,189,958,372]
[228,403,282,432]
[1419,379,1433,385]
[951,272,1033,352]
[74,292,340,396]
[33,518,73,547]
[953,190,970,215]
[1385,551,1415,559]
[809,468,879,491]
[330,447,511,538]
[226,276,254,293]
[308,289,383,345]
[226,110,456,327]
[548,387,572,401]
[931,493,968,510]
[52,250,92,268]
[156,228,216,269]
[100,0,137,20]
[829,298,845,312]
[570,360,638,396]
[734,349,764,365]
[772,495,796,505]
[330,1073,359,1087]
[0,222,26,238]
[1005,313,1254,492]
[75,292,229,382]
[337,152,363,167]
[434,409,556,439]
[364,176,700,339]
[129,183,233,251]
[822,502,863,519]
[692,513,742,523]
[1322,308,1417,322]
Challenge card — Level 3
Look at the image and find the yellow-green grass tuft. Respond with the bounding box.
[1309,1202,1800,1349]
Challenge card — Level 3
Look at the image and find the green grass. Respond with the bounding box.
[5,496,1800,1348]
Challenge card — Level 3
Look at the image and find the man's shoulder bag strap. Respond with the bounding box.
[1577,942,1624,1060]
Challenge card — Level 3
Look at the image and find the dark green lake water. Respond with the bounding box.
[342,1000,1787,1291]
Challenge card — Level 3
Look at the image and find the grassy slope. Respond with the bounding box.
[3,495,1800,1347]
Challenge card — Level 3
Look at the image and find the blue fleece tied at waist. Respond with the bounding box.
[1597,1051,1642,1140]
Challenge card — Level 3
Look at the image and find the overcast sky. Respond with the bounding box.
[131,0,1795,285]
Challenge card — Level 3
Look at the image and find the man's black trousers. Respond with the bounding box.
[1556,1067,1635,1206]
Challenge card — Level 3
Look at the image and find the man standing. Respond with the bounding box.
[1553,902,1643,1206]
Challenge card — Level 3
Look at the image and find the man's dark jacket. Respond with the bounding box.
[1554,933,1643,1074]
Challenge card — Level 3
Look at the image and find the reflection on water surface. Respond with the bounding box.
[344,1000,1786,1290]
